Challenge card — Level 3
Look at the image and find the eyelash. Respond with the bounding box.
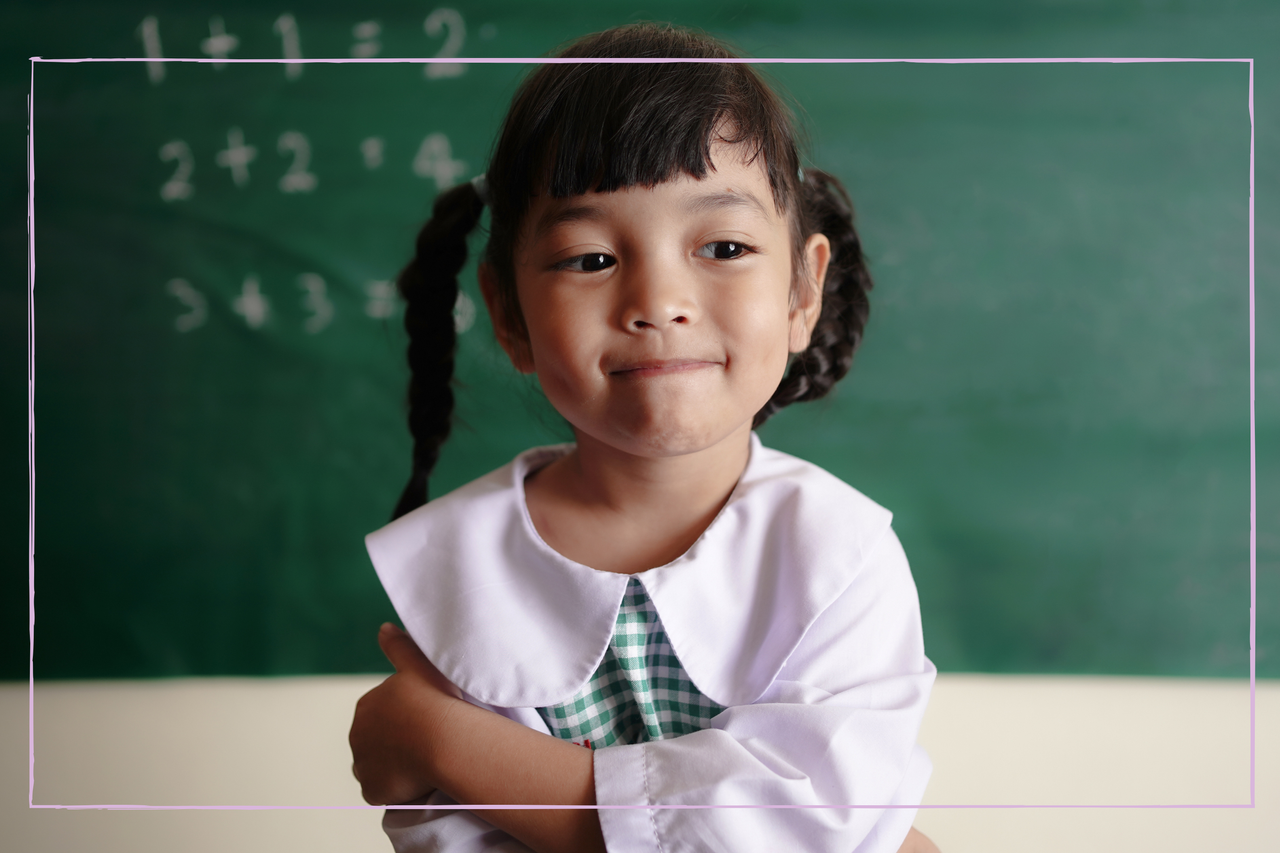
[552,241,757,272]
[553,253,616,273]
[695,241,755,261]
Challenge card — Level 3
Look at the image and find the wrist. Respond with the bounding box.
[421,692,475,794]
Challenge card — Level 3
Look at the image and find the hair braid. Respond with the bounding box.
[391,181,485,520]
[753,169,873,428]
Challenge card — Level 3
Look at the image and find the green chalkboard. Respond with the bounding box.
[5,0,1273,680]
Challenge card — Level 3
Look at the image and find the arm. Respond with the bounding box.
[350,623,605,853]
[353,526,932,853]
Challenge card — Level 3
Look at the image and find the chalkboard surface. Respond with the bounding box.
[7,1,1271,679]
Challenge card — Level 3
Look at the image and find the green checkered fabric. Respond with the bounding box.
[537,577,726,749]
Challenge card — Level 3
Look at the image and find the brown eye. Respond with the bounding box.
[556,253,617,272]
[697,241,751,260]
[581,253,615,271]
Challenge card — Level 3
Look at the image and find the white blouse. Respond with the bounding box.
[366,433,935,853]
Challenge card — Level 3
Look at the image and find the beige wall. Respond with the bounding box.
[7,675,1277,851]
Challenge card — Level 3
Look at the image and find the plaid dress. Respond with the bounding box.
[536,577,725,749]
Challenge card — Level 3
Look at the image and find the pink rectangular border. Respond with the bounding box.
[26,54,1257,812]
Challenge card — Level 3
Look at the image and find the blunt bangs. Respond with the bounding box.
[487,26,801,234]
[535,62,794,207]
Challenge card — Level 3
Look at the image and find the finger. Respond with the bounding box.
[377,622,434,676]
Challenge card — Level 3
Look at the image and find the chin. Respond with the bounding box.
[630,433,714,458]
[611,413,744,459]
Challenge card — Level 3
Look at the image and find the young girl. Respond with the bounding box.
[349,23,938,853]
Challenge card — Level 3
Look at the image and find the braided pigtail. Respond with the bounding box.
[391,181,486,520]
[753,169,873,428]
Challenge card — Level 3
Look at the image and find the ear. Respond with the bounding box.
[788,233,830,353]
[477,262,535,374]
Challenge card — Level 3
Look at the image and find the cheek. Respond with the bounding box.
[520,292,602,391]
[724,286,795,396]
[746,277,799,361]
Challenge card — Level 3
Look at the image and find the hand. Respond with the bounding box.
[349,622,466,805]
[898,827,942,853]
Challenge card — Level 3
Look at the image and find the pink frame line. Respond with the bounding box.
[27,54,1256,813]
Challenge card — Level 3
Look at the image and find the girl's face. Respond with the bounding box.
[482,145,830,461]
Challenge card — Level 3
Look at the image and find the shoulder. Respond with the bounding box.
[639,435,906,706]
[736,437,894,552]
[701,434,896,582]
[365,444,570,567]
[364,443,628,708]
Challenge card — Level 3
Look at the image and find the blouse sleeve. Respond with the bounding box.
[379,704,549,853]
[382,793,535,853]
[592,526,935,853]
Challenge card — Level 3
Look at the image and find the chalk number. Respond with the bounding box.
[158,140,195,201]
[277,132,318,193]
[424,8,466,79]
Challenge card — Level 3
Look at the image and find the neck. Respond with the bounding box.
[524,424,753,574]
[572,425,752,514]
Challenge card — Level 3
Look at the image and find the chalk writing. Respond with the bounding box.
[365,280,397,319]
[166,278,207,332]
[352,20,381,58]
[453,291,476,334]
[160,272,477,334]
[273,13,304,80]
[159,140,195,201]
[277,131,318,193]
[360,137,384,170]
[156,128,472,194]
[216,128,257,187]
[200,16,239,69]
[233,274,270,328]
[413,132,466,189]
[424,8,466,79]
[137,16,165,84]
[298,273,334,333]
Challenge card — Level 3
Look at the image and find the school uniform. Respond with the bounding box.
[367,433,935,853]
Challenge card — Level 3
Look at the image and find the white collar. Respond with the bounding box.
[366,434,893,708]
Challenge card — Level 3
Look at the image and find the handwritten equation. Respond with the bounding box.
[166,273,477,336]
[136,9,489,84]
[159,128,465,198]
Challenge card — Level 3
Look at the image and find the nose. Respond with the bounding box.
[618,256,698,331]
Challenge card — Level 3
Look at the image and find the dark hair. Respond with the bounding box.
[393,23,872,518]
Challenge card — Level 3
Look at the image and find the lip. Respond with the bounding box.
[608,358,721,377]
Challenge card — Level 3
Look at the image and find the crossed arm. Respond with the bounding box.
[348,623,606,853]
[351,623,942,853]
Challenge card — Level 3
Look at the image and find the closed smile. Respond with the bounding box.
[608,359,721,378]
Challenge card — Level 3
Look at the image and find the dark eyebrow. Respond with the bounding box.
[684,190,773,220]
[531,201,604,242]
